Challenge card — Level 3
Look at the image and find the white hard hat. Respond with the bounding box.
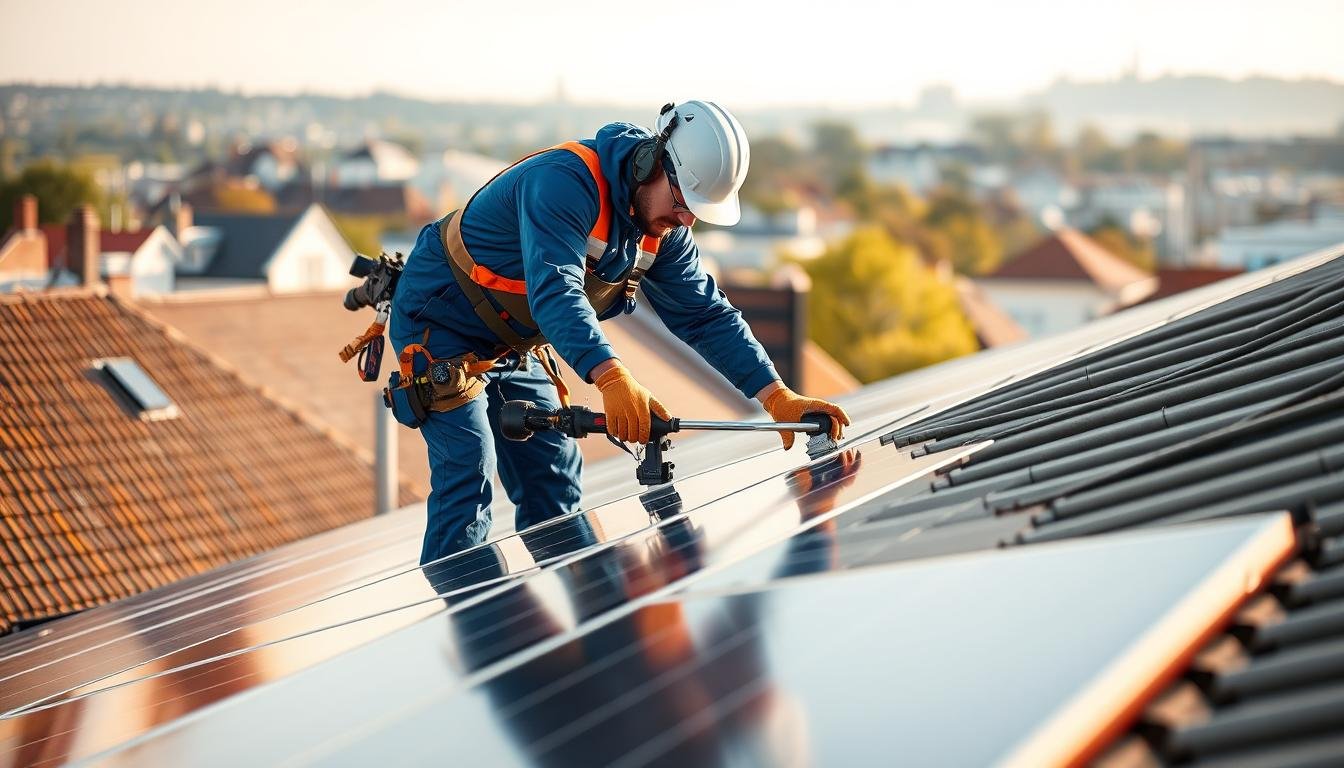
[658,100,750,226]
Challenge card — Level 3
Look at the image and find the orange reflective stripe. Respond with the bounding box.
[640,235,660,254]
[470,264,529,294]
[552,141,612,240]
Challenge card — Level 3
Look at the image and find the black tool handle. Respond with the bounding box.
[801,412,834,437]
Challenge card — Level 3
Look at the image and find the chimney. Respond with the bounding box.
[14,194,37,232]
[174,201,193,238]
[67,205,102,287]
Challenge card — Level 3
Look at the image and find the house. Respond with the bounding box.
[1,197,178,297]
[423,149,509,211]
[976,228,1158,337]
[335,140,420,187]
[953,275,1028,348]
[4,238,1340,766]
[320,183,434,224]
[173,203,357,294]
[1215,215,1344,271]
[1072,175,1190,265]
[866,142,996,194]
[0,283,415,636]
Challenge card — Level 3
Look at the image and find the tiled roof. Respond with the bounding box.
[989,228,1154,292]
[0,289,411,635]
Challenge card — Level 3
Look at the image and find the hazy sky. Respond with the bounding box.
[3,0,1342,107]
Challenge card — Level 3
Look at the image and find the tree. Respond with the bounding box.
[210,181,276,214]
[801,227,978,383]
[1127,132,1187,174]
[923,188,1003,275]
[0,160,102,232]
[739,135,806,217]
[810,121,867,191]
[1088,218,1156,272]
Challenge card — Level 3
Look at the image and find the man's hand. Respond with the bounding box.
[594,361,671,444]
[761,385,851,450]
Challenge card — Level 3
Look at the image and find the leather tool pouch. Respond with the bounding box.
[382,345,488,429]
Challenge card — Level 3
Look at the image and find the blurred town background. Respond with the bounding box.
[5,73,1343,382]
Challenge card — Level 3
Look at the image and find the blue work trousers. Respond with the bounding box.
[417,359,583,566]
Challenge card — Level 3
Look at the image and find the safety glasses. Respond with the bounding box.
[663,158,691,213]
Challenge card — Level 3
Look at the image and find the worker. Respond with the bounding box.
[387,100,851,566]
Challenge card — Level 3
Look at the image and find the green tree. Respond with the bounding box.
[1088,218,1156,272]
[1074,124,1123,173]
[811,121,867,191]
[0,160,102,232]
[1127,132,1187,174]
[739,135,806,217]
[923,189,1003,275]
[801,227,978,383]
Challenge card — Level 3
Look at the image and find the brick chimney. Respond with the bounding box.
[67,205,101,287]
[13,194,37,233]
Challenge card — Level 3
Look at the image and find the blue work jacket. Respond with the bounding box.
[391,122,779,399]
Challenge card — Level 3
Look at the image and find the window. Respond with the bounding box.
[93,357,180,421]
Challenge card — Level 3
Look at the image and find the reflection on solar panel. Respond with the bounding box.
[3,243,1344,766]
[92,356,179,420]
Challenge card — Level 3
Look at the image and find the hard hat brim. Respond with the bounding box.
[684,188,741,226]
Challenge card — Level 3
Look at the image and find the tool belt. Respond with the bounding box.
[382,340,495,429]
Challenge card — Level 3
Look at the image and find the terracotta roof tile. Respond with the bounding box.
[0,289,402,635]
[989,228,1153,293]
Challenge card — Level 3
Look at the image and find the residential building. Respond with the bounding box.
[173,204,357,294]
[1,197,178,297]
[1072,176,1190,265]
[335,140,420,186]
[976,228,1158,337]
[1215,216,1344,271]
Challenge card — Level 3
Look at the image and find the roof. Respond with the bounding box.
[0,289,413,636]
[3,244,1343,764]
[344,139,417,167]
[321,184,433,222]
[1139,265,1245,304]
[38,225,155,264]
[988,228,1154,293]
[954,275,1028,348]
[191,209,304,278]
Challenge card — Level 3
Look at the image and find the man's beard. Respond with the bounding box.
[632,183,677,236]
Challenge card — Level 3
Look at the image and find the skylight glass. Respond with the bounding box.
[93,357,179,421]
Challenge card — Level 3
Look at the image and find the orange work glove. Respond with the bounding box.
[762,386,851,450]
[594,362,671,444]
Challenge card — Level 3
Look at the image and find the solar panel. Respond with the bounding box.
[0,435,981,763]
[96,514,1293,767]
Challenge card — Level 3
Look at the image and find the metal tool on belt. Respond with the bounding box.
[500,400,840,486]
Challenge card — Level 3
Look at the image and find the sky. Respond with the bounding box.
[2,0,1342,107]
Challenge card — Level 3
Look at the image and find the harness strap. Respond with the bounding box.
[442,210,547,355]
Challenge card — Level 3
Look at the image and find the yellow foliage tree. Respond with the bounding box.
[801,227,979,383]
[211,181,276,214]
